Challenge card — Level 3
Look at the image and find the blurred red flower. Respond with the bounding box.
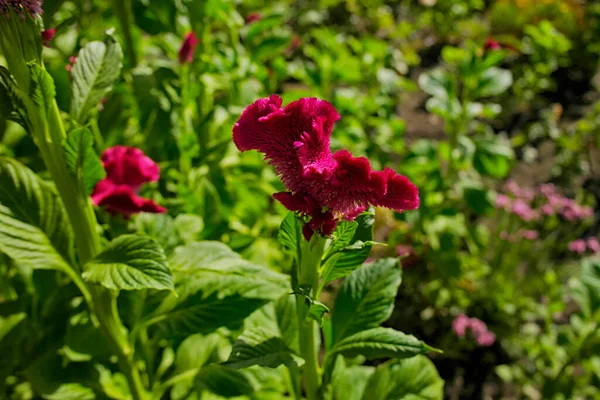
[41,28,55,47]
[91,146,166,217]
[178,32,199,64]
[245,12,261,24]
[233,95,419,240]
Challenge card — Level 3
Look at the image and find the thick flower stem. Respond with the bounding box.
[34,90,148,400]
[296,236,326,400]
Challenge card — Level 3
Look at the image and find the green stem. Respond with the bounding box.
[35,94,147,400]
[296,235,326,400]
[112,0,137,68]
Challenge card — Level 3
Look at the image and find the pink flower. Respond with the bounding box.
[453,314,496,347]
[541,203,555,216]
[245,12,261,24]
[233,95,419,240]
[452,314,470,338]
[568,239,586,254]
[476,330,496,347]
[495,194,511,211]
[512,199,533,221]
[587,237,600,254]
[520,188,535,202]
[65,56,76,73]
[178,32,199,64]
[484,37,501,51]
[91,146,166,217]
[41,28,56,47]
[504,180,520,197]
[520,229,539,240]
[539,183,556,196]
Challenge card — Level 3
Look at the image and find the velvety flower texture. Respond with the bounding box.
[178,32,198,64]
[233,95,419,240]
[91,146,166,217]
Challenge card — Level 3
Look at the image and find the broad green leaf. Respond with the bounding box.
[475,67,512,97]
[246,15,284,43]
[43,384,95,400]
[251,36,291,62]
[331,357,374,400]
[71,33,123,123]
[63,128,105,196]
[225,328,304,369]
[473,137,514,178]
[361,356,444,400]
[83,234,173,291]
[308,300,330,325]
[418,68,453,99]
[332,258,401,344]
[151,241,289,336]
[464,185,494,216]
[328,328,438,361]
[0,313,26,343]
[320,211,375,287]
[195,365,254,398]
[0,157,74,270]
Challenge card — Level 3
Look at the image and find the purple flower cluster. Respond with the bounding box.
[568,237,600,255]
[496,180,593,222]
[0,0,43,17]
[452,314,496,347]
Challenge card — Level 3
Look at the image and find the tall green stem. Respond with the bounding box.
[296,236,326,400]
[112,0,137,68]
[34,83,147,400]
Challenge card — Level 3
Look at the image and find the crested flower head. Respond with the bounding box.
[0,0,43,17]
[233,95,419,240]
[91,146,165,217]
[178,31,199,64]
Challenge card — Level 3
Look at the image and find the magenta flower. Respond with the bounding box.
[233,95,419,240]
[178,32,199,64]
[245,12,261,24]
[91,146,166,217]
[568,239,586,254]
[475,330,496,347]
[539,183,556,197]
[504,180,521,197]
[41,28,55,47]
[587,237,600,254]
[484,37,501,51]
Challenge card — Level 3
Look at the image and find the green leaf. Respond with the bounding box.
[83,234,173,291]
[328,328,439,361]
[475,67,512,97]
[43,383,95,400]
[331,357,374,400]
[71,33,123,124]
[324,220,358,259]
[0,66,28,128]
[63,128,106,196]
[225,328,304,369]
[308,300,330,325]
[0,313,26,343]
[464,185,494,216]
[28,62,56,120]
[195,365,254,398]
[151,241,289,336]
[0,157,74,270]
[278,212,302,254]
[473,137,514,178]
[251,36,291,62]
[332,258,401,344]
[320,211,375,288]
[246,15,284,43]
[418,68,453,99]
[361,356,444,400]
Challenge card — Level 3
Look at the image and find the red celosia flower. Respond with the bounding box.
[233,95,419,240]
[41,28,55,47]
[245,12,261,24]
[91,146,166,217]
[484,37,501,51]
[178,32,199,64]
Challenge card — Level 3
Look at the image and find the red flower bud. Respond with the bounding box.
[178,32,199,64]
